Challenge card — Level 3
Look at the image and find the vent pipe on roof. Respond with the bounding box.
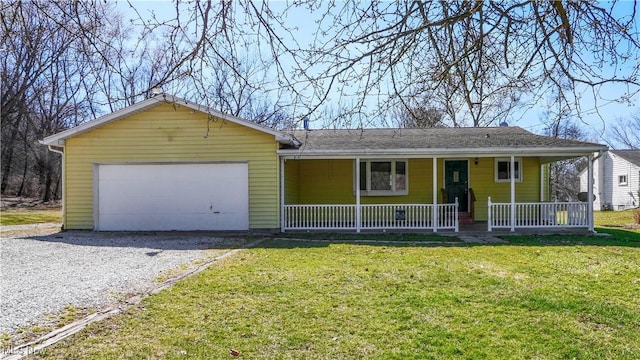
[303,117,310,130]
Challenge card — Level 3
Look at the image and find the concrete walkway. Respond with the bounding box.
[456,234,508,244]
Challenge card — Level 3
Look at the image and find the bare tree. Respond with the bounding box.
[544,116,588,201]
[119,1,639,127]
[609,112,640,149]
[32,1,639,127]
[1,0,80,196]
[0,1,130,199]
[190,54,293,129]
[394,105,445,128]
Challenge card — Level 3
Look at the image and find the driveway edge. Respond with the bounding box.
[1,238,266,360]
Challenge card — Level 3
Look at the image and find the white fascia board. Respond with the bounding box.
[41,94,297,146]
[174,97,298,145]
[278,146,608,159]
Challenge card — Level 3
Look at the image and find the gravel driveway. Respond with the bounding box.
[0,228,244,335]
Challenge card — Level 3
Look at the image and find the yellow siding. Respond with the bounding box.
[292,159,437,204]
[289,157,542,222]
[470,157,541,221]
[284,160,299,204]
[64,103,279,229]
[296,159,354,204]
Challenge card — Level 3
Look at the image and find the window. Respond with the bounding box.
[618,174,628,186]
[495,158,522,182]
[356,160,408,195]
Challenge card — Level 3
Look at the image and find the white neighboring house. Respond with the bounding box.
[580,150,640,211]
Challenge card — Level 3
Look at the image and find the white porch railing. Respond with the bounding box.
[435,203,459,231]
[488,197,589,231]
[284,201,459,232]
[284,204,356,230]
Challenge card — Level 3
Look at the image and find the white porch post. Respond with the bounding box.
[588,154,594,232]
[487,197,492,231]
[510,155,516,232]
[356,157,361,233]
[540,164,545,202]
[280,157,285,233]
[432,157,438,232]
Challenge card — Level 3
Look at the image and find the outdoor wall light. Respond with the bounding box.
[475,158,479,165]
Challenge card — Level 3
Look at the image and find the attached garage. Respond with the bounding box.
[40,95,298,231]
[95,163,249,231]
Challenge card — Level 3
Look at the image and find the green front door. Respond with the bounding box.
[445,160,468,212]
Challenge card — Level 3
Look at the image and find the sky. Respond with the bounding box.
[117,1,639,147]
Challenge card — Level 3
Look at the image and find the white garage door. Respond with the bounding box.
[95,163,249,231]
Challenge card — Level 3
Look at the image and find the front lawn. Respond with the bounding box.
[0,209,62,226]
[594,209,640,240]
[32,238,640,359]
[595,209,640,228]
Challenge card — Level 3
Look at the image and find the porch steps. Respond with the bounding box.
[459,212,474,225]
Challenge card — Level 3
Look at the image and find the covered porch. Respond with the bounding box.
[278,127,606,233]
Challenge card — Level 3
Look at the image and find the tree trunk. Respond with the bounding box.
[42,151,53,202]
[17,152,28,196]
[53,171,61,200]
[43,170,53,202]
[1,120,20,194]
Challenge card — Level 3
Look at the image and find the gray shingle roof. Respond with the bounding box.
[284,127,605,156]
[612,150,640,166]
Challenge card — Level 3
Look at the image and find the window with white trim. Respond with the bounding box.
[495,158,522,182]
[618,174,628,186]
[356,160,408,195]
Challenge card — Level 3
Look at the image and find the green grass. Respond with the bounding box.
[31,238,640,359]
[596,227,640,241]
[595,209,640,227]
[593,209,640,241]
[0,209,61,226]
[504,231,640,246]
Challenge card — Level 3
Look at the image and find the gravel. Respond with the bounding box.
[0,228,241,335]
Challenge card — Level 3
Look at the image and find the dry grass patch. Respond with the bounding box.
[595,209,640,230]
[0,209,61,226]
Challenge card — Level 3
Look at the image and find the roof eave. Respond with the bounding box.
[278,146,608,159]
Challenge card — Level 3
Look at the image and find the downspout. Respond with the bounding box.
[592,150,605,162]
[47,144,65,230]
[47,145,64,156]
